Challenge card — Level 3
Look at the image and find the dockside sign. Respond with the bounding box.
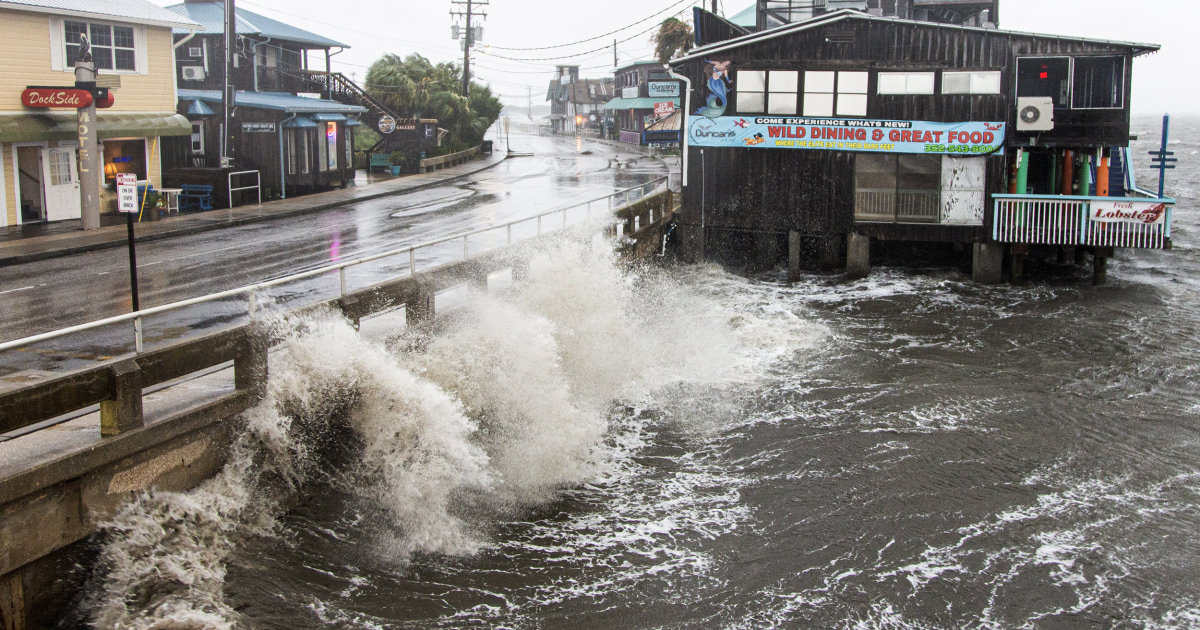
[689,116,1006,155]
[22,88,93,108]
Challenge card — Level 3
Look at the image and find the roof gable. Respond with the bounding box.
[676,10,1159,62]
[165,1,346,48]
[0,0,199,28]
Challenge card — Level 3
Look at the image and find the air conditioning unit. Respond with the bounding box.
[178,66,205,81]
[1017,97,1054,131]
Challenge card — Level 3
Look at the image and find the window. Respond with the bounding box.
[877,72,936,95]
[735,70,799,115]
[803,71,868,117]
[854,154,941,223]
[1073,56,1124,109]
[1017,57,1071,107]
[942,71,1002,95]
[189,47,202,58]
[190,122,205,154]
[48,149,74,186]
[736,70,766,113]
[65,21,136,71]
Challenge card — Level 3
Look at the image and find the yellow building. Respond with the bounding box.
[0,0,198,226]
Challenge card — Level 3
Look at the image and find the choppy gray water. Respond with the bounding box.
[80,116,1200,629]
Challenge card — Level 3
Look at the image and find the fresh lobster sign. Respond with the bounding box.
[1090,200,1169,225]
[22,88,94,108]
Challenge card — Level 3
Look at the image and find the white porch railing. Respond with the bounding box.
[993,191,1175,250]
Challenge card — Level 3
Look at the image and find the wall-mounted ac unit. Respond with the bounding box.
[1017,97,1054,131]
[181,66,206,81]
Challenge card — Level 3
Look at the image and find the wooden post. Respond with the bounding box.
[407,280,436,326]
[846,233,870,280]
[788,231,802,283]
[234,326,270,403]
[100,360,143,436]
[1096,150,1110,197]
[1016,149,1030,195]
[1061,150,1074,195]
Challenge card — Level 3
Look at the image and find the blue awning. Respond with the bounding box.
[344,118,362,127]
[310,113,348,122]
[187,100,215,116]
[282,116,318,129]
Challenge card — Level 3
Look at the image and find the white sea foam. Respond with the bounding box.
[85,238,748,627]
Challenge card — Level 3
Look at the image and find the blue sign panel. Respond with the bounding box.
[689,116,1006,155]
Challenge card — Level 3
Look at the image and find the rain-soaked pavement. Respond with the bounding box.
[0,134,665,375]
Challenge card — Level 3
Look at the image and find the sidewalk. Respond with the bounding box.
[0,152,508,267]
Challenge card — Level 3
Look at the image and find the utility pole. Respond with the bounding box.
[221,0,235,166]
[527,86,532,120]
[450,0,488,97]
[613,38,618,67]
[74,37,101,230]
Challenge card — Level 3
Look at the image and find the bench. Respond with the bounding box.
[178,184,214,211]
[369,153,392,173]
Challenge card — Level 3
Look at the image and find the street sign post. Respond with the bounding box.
[116,173,141,312]
[1148,114,1176,199]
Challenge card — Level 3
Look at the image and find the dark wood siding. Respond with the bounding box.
[673,17,1144,241]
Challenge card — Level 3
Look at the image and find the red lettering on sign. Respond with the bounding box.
[21,88,93,109]
[769,126,784,138]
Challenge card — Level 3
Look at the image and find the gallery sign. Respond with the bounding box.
[1090,200,1169,225]
[689,116,1006,155]
[378,115,397,134]
[648,81,680,98]
[242,122,276,133]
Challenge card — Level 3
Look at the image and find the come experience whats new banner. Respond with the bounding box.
[689,116,1006,156]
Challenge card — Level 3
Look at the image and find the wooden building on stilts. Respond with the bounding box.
[673,3,1173,284]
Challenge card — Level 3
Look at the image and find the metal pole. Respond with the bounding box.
[126,211,140,313]
[1159,114,1170,199]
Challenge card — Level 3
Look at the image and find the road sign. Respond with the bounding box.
[117,173,138,213]
[378,115,396,134]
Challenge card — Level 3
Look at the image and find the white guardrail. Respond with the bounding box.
[0,177,668,356]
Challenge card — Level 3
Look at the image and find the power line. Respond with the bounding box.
[486,0,695,51]
[478,4,692,62]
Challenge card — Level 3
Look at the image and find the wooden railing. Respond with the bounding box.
[419,146,481,173]
[993,191,1175,249]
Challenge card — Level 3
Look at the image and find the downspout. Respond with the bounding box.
[666,66,691,188]
[249,37,272,92]
[173,30,198,50]
[280,113,296,199]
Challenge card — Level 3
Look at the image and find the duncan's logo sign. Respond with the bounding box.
[22,88,93,108]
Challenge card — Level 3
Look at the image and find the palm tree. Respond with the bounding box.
[651,18,694,64]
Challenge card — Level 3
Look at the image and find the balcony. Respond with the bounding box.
[993,190,1175,250]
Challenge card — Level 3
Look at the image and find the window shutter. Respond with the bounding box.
[136,26,149,74]
[49,17,64,72]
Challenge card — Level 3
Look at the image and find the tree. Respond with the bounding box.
[364,53,502,153]
[651,18,694,64]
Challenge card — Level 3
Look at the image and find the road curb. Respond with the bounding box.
[0,155,509,268]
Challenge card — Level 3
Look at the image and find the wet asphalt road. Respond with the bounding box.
[0,134,664,375]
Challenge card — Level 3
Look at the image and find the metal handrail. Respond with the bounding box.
[228,170,261,208]
[0,176,668,354]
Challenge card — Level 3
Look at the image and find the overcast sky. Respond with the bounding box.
[153,0,1199,115]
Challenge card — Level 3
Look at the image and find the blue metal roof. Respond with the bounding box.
[164,2,347,48]
[729,3,756,28]
[179,89,366,114]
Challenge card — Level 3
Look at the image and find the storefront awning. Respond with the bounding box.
[604,97,680,111]
[344,118,362,127]
[187,100,216,116]
[0,112,192,143]
[282,116,319,129]
[310,113,348,122]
